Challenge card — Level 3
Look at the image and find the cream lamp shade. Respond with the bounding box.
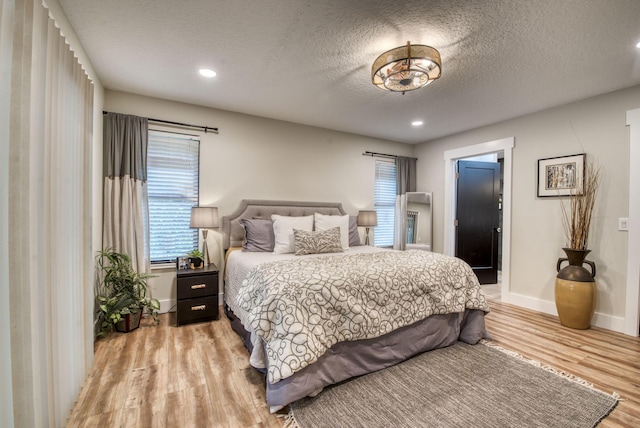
[357,210,378,227]
[189,207,219,229]
[357,210,378,246]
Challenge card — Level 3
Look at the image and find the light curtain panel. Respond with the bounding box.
[103,112,150,273]
[5,1,95,426]
[0,0,13,426]
[394,156,417,250]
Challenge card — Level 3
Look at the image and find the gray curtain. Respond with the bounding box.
[394,156,417,250]
[103,113,150,273]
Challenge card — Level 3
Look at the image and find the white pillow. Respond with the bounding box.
[314,212,350,249]
[271,214,314,254]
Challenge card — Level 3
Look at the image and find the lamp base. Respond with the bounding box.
[364,227,371,246]
[202,229,210,266]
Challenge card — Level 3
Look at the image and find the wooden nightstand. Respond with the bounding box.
[176,263,219,326]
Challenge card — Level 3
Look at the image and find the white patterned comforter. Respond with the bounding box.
[237,249,489,384]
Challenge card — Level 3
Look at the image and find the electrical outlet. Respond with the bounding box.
[618,218,629,231]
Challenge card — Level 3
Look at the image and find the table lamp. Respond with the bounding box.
[357,210,378,246]
[190,206,219,266]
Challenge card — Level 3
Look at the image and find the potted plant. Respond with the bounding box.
[187,249,204,268]
[96,249,160,336]
[555,160,602,329]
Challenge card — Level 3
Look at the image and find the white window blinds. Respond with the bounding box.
[374,160,396,247]
[147,131,200,262]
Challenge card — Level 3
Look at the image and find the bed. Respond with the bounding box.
[222,199,490,411]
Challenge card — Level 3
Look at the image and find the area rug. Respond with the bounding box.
[286,341,618,428]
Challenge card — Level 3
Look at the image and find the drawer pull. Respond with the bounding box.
[191,284,206,290]
[191,305,206,311]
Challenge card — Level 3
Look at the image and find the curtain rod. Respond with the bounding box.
[103,111,218,134]
[362,151,417,161]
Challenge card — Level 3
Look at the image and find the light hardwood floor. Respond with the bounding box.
[66,301,640,427]
[486,301,640,427]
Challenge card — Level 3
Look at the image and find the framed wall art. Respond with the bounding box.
[537,153,585,197]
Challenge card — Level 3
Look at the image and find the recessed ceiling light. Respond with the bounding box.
[411,121,424,126]
[199,68,217,78]
[636,41,640,48]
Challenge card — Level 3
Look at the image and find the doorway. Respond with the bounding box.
[455,158,501,286]
[443,138,514,301]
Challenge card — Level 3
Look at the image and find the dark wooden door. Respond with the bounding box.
[455,160,501,284]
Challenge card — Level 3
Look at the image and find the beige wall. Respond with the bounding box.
[105,85,640,330]
[415,85,640,326]
[105,90,414,310]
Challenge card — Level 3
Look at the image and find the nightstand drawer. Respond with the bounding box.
[177,273,218,299]
[176,263,219,327]
[176,295,218,326]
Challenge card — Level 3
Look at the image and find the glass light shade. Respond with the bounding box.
[190,207,219,228]
[357,210,378,227]
[372,41,441,93]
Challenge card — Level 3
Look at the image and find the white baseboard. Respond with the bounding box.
[592,311,626,333]
[501,292,626,334]
[501,292,557,315]
[158,299,175,314]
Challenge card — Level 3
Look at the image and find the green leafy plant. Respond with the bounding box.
[187,249,204,268]
[96,249,160,336]
[186,249,204,259]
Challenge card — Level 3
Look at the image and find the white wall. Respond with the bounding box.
[415,85,640,331]
[104,90,414,311]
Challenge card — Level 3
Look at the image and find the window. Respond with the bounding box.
[147,131,200,263]
[374,160,396,247]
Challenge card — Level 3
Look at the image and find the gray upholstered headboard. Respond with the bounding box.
[222,199,347,249]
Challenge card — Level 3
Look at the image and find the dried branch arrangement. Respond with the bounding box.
[560,160,602,250]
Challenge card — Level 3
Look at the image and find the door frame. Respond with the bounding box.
[625,108,640,337]
[444,137,514,298]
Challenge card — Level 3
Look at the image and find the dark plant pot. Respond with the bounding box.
[115,311,142,333]
[189,257,203,268]
[555,248,596,329]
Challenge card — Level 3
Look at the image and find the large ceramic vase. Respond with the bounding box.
[555,248,596,329]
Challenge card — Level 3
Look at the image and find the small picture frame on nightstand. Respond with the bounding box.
[176,256,188,270]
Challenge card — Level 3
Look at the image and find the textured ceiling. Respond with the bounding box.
[58,0,640,144]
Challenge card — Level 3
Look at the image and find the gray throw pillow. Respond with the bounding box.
[293,227,343,256]
[349,216,361,246]
[240,218,275,252]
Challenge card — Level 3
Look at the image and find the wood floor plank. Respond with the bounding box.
[67,301,640,427]
[133,315,170,369]
[166,384,216,427]
[123,364,168,409]
[484,300,640,427]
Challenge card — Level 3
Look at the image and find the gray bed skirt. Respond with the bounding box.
[264,309,488,409]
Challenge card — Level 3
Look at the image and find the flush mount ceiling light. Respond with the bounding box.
[199,68,217,78]
[372,41,441,94]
